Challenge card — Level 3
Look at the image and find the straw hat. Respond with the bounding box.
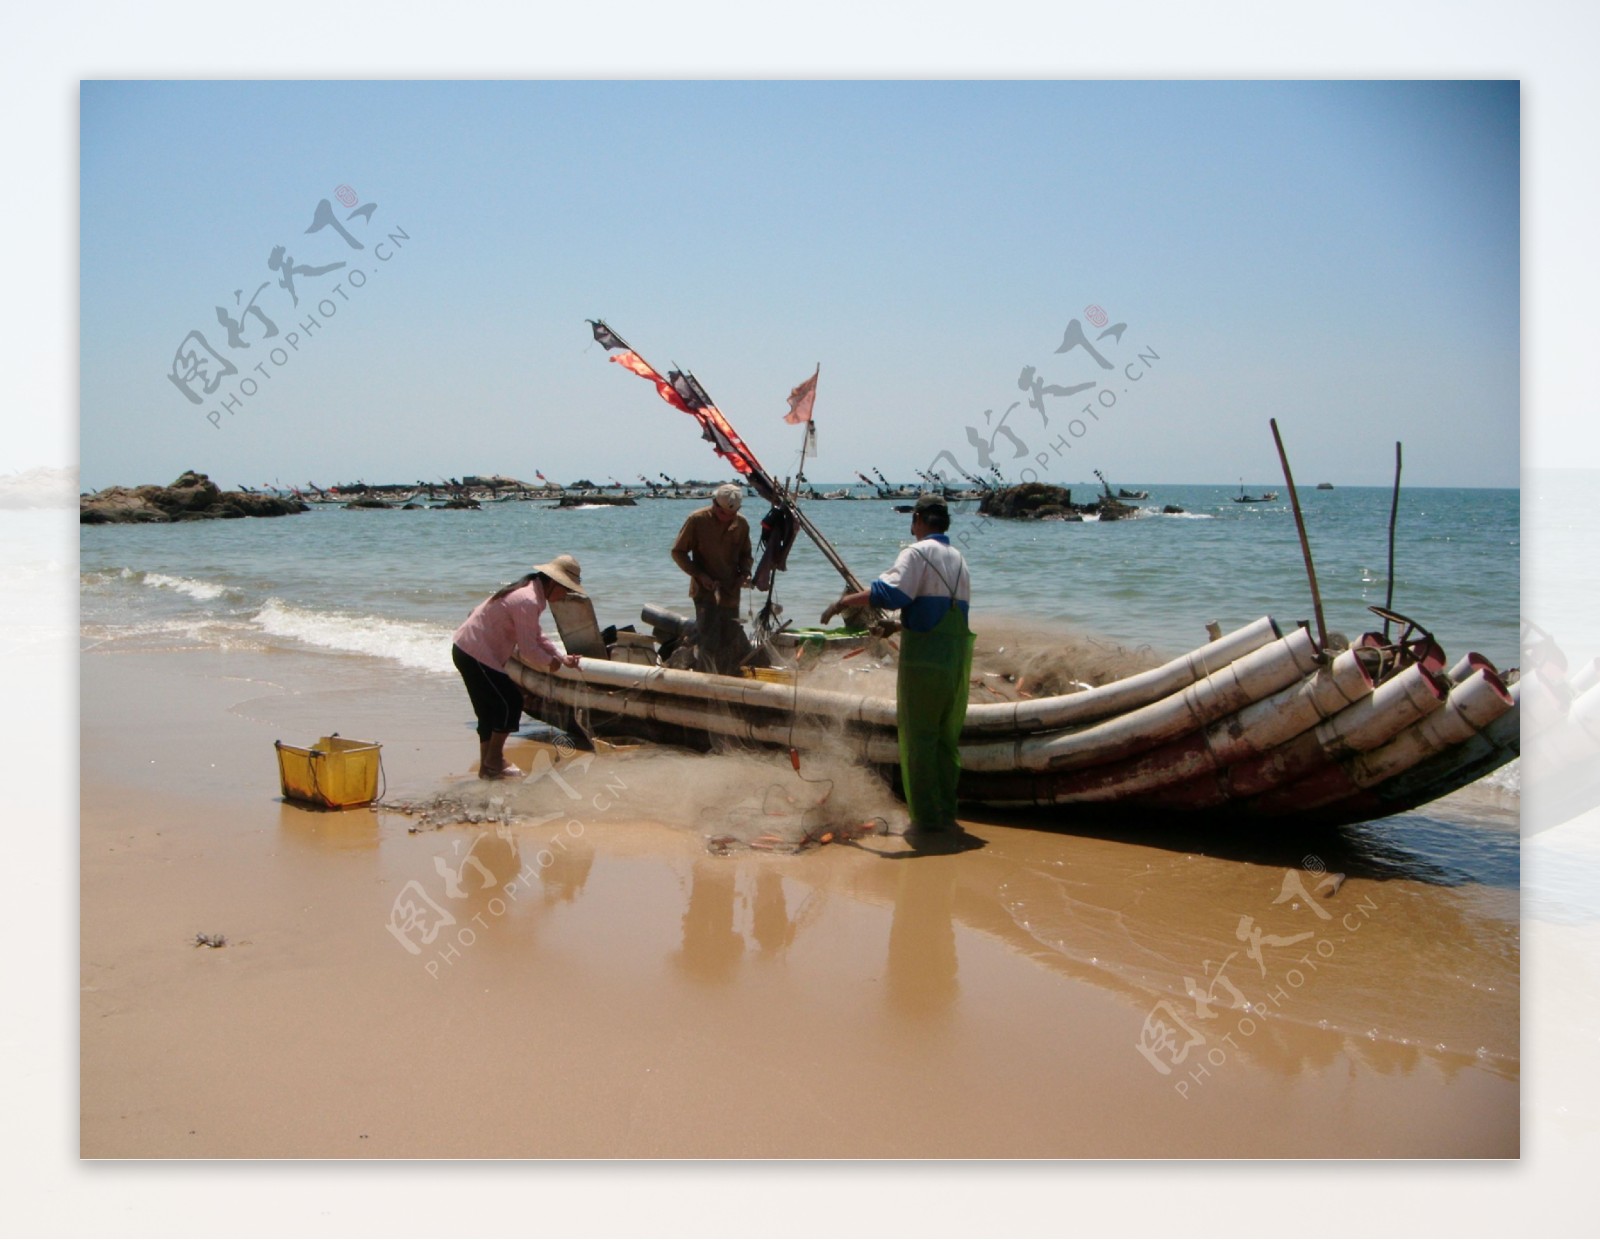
[713,483,744,511]
[534,554,586,597]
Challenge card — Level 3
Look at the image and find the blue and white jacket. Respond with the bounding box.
[868,534,971,633]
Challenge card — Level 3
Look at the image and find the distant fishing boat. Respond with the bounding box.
[1233,481,1279,504]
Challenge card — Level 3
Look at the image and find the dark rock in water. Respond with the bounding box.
[80,471,308,524]
[1163,504,1186,514]
[978,482,1137,522]
[978,483,1075,520]
[344,497,393,509]
[555,494,636,507]
[433,497,482,510]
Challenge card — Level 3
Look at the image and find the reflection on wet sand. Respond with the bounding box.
[674,862,745,984]
[400,762,1517,1090]
[751,869,797,958]
[672,862,824,981]
[842,818,1519,1083]
[885,862,959,1020]
[539,838,595,905]
[277,802,380,853]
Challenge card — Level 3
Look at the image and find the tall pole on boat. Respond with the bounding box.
[1270,418,1328,651]
[1383,441,1403,638]
[788,364,819,495]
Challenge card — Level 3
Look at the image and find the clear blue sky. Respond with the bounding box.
[80,79,1520,491]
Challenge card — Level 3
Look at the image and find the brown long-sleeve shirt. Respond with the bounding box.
[671,507,753,610]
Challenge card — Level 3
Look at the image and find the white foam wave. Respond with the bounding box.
[254,598,455,674]
[81,615,269,655]
[1482,758,1520,796]
[144,572,232,602]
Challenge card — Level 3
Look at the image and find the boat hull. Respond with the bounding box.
[505,615,1518,830]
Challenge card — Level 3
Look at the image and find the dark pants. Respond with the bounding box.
[693,597,750,675]
[453,643,523,741]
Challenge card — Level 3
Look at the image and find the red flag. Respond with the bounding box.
[783,365,819,425]
[610,350,693,413]
[605,346,770,486]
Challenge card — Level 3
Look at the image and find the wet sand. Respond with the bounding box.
[81,643,1519,1158]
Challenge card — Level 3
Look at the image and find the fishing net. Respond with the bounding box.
[384,740,901,853]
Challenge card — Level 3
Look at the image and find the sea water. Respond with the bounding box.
[80,483,1519,671]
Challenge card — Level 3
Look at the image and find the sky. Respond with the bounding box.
[78,78,1522,492]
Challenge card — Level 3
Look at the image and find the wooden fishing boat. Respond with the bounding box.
[506,604,1519,830]
[554,319,1518,830]
[1233,484,1279,504]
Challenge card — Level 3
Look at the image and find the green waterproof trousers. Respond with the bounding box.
[895,605,975,829]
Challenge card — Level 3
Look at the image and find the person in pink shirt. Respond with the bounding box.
[452,554,585,779]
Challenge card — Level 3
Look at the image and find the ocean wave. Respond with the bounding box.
[1481,758,1520,796]
[143,572,234,602]
[81,567,240,604]
[254,598,455,675]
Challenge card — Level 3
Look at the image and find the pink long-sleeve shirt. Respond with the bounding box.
[452,580,564,671]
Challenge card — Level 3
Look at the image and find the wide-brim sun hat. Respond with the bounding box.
[713,483,744,511]
[534,554,586,597]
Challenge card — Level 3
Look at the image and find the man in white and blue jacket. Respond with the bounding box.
[822,494,973,835]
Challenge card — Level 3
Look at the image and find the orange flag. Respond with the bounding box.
[783,365,819,424]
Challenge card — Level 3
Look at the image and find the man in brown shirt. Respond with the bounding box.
[671,483,754,674]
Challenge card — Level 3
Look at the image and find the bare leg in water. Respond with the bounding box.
[480,731,524,779]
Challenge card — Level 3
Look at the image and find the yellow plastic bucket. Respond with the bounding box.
[275,735,382,809]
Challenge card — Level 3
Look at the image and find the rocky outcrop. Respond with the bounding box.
[977,482,1140,522]
[978,483,1077,520]
[80,471,309,524]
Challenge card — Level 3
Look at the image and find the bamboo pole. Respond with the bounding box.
[1269,418,1327,650]
[1384,442,1403,638]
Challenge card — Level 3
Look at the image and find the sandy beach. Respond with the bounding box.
[81,640,1519,1159]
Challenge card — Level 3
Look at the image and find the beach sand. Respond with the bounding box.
[81,643,1519,1159]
